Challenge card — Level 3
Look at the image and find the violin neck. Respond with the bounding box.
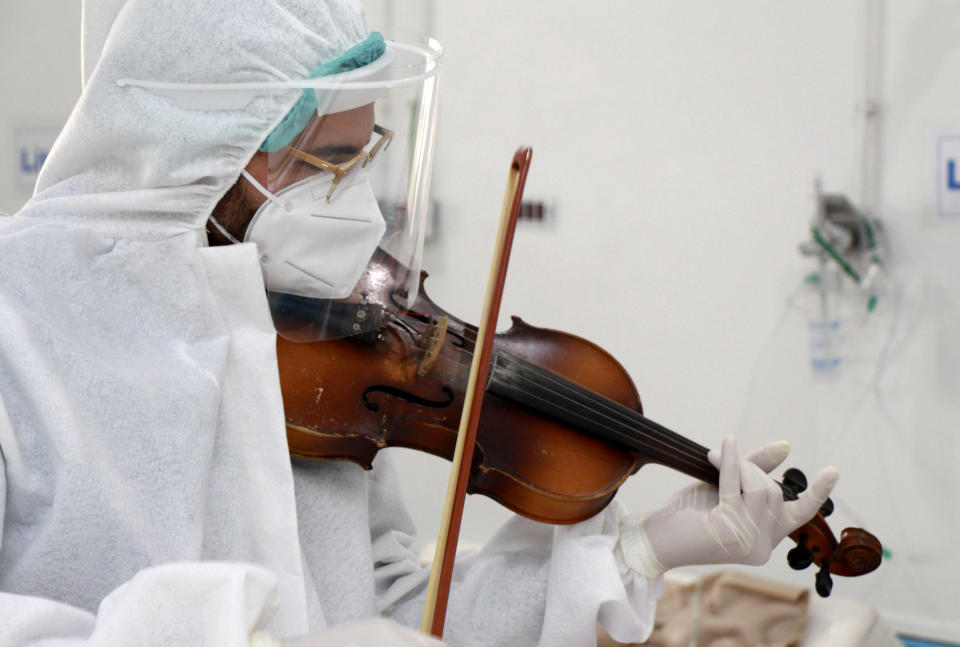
[488,351,720,485]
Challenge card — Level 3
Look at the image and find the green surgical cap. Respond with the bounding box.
[260,31,386,153]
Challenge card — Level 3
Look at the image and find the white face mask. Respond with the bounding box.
[231,167,387,300]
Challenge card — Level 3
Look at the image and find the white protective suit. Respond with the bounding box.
[0,0,662,645]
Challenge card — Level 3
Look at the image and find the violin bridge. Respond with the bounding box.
[417,315,448,376]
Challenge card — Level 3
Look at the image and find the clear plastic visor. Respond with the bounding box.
[121,32,441,341]
[260,65,438,342]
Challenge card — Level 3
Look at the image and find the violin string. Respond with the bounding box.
[423,340,716,473]
[375,321,716,475]
[467,347,794,497]
[382,325,798,497]
[374,324,716,479]
[489,354,718,479]
[437,344,794,497]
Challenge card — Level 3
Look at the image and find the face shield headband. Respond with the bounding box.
[117,31,441,341]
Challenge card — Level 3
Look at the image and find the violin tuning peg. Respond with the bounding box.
[787,533,814,570]
[815,559,834,598]
[819,497,834,517]
[782,467,808,494]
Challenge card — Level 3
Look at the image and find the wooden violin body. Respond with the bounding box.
[279,274,645,524]
[277,271,882,595]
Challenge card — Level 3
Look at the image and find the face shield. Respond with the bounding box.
[118,30,441,341]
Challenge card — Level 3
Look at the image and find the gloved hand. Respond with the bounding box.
[619,436,839,577]
[251,619,447,647]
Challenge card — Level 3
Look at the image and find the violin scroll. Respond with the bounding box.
[784,475,882,596]
[835,527,884,575]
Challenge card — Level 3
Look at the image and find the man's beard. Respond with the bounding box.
[207,179,251,246]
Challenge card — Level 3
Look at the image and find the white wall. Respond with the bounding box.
[2,0,958,642]
[404,0,862,567]
[401,0,861,548]
[389,1,960,642]
[0,2,81,216]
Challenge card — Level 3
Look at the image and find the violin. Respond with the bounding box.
[275,263,883,598]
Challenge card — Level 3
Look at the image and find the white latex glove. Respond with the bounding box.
[251,619,447,647]
[620,436,839,577]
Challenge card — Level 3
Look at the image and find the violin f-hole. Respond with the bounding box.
[362,385,456,412]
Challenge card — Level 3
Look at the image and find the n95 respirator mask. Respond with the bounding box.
[237,167,386,300]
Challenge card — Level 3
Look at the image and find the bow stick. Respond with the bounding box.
[420,147,533,638]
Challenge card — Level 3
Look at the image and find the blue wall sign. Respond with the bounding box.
[13,126,61,193]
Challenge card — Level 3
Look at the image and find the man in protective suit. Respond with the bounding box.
[0,1,837,645]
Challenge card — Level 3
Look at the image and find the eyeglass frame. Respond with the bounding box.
[281,124,394,202]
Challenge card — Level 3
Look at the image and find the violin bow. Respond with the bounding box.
[420,147,533,638]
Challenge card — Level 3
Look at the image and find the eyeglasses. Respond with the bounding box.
[282,124,394,202]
